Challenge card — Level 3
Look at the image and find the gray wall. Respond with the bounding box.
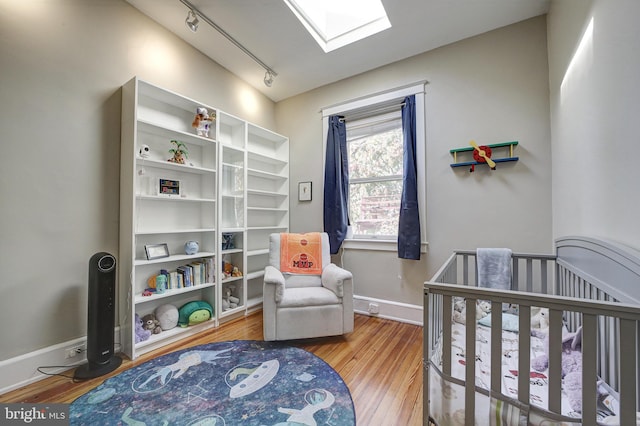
[0,0,276,361]
[548,0,640,246]
[277,16,553,306]
[5,0,636,375]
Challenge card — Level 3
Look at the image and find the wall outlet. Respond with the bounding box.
[65,344,85,359]
[368,303,380,314]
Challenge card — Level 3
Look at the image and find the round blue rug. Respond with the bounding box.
[70,340,356,425]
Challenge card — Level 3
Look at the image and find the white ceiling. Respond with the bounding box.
[126,0,550,102]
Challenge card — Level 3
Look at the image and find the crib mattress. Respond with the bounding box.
[428,321,617,425]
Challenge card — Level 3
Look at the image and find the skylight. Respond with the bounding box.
[282,0,391,53]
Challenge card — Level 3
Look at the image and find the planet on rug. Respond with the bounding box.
[70,340,356,425]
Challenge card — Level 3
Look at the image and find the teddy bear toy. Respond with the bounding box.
[531,308,549,335]
[231,266,243,277]
[135,313,152,343]
[192,107,213,137]
[222,286,240,311]
[142,313,162,334]
[452,298,491,324]
[531,327,590,413]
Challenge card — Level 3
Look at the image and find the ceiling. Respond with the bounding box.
[127,0,550,102]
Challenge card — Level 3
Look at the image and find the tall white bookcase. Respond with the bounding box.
[120,77,288,359]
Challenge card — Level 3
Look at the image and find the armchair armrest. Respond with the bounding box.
[264,265,286,303]
[322,263,353,297]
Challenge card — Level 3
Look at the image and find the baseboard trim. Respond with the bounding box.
[353,295,423,326]
[0,298,421,396]
[0,329,121,396]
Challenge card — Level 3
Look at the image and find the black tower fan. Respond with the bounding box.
[74,252,122,379]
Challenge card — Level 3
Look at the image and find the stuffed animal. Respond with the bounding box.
[530,307,549,331]
[142,313,162,334]
[155,304,179,331]
[452,298,491,324]
[192,107,213,137]
[531,327,585,413]
[135,313,152,343]
[178,300,213,327]
[221,286,239,311]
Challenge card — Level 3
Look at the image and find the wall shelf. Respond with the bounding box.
[450,141,519,170]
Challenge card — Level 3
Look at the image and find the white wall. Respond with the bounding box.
[0,0,276,361]
[548,0,640,246]
[277,16,552,307]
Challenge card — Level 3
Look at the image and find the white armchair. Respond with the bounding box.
[263,232,354,341]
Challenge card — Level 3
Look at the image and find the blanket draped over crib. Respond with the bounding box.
[477,248,512,289]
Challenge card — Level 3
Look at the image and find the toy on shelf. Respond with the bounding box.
[192,107,213,138]
[135,313,152,343]
[142,313,162,334]
[222,260,242,279]
[155,304,179,331]
[178,300,213,327]
[450,140,519,172]
[222,285,240,311]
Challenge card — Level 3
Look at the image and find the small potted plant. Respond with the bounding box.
[168,140,188,164]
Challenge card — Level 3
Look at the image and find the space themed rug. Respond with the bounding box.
[69,340,355,425]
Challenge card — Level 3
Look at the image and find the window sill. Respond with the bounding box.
[342,238,428,253]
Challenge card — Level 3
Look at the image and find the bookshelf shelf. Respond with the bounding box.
[134,282,216,304]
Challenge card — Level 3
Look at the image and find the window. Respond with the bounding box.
[347,111,403,238]
[282,0,391,52]
[322,83,426,250]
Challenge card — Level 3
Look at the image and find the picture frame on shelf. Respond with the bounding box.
[298,181,312,201]
[159,178,180,196]
[145,243,170,260]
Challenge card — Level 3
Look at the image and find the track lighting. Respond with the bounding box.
[179,0,277,88]
[263,70,274,87]
[185,10,199,32]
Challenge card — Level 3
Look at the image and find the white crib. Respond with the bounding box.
[423,236,640,425]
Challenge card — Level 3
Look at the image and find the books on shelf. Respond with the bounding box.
[146,257,215,294]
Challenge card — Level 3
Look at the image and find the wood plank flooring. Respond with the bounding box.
[0,313,424,425]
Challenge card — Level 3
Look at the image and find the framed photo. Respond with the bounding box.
[159,178,180,196]
[145,243,170,260]
[298,181,312,201]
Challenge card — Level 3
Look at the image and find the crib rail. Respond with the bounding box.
[423,283,640,426]
[423,249,640,426]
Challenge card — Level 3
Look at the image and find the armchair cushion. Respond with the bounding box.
[279,287,341,308]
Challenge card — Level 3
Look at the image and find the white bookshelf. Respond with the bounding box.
[120,78,219,359]
[120,77,288,358]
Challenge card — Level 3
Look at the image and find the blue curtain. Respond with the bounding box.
[398,95,421,260]
[323,115,349,254]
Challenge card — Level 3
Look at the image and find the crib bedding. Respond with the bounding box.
[429,318,618,425]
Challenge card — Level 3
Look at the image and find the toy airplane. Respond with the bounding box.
[450,140,519,172]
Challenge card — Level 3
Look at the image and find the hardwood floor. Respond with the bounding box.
[0,313,424,425]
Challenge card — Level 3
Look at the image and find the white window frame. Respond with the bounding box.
[321,82,427,252]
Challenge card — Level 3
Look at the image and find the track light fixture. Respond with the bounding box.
[179,0,277,88]
[263,70,274,87]
[185,10,199,32]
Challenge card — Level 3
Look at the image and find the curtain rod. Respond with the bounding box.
[338,102,405,123]
[321,80,427,116]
